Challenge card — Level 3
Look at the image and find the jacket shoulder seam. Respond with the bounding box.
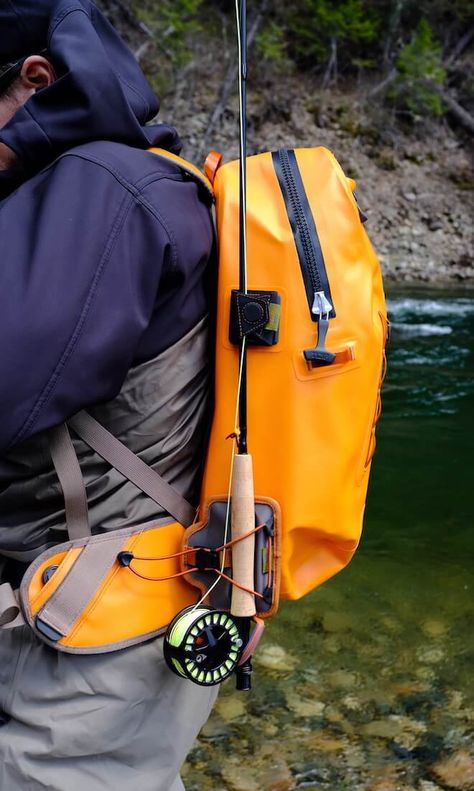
[54,150,181,266]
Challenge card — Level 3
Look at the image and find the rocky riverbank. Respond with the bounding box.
[164,74,474,285]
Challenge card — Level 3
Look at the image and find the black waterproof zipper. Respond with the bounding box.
[272,149,335,321]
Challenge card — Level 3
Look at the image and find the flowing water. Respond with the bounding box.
[184,287,474,791]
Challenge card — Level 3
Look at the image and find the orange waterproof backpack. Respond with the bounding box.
[198,146,388,601]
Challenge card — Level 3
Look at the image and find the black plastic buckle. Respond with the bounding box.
[229,289,281,346]
[195,548,221,571]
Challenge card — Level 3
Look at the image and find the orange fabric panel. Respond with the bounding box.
[26,522,197,650]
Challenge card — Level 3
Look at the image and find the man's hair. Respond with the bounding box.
[0,57,26,98]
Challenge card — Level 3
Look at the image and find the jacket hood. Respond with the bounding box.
[0,0,181,179]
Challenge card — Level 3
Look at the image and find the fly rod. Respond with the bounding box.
[231,0,256,691]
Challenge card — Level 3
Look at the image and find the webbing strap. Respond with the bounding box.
[49,423,91,540]
[148,147,214,200]
[68,411,196,528]
[0,582,23,628]
[36,532,126,639]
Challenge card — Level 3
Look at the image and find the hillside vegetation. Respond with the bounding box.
[98,0,474,282]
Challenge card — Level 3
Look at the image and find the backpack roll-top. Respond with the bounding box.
[200,146,388,600]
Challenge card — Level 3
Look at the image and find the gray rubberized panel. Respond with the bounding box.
[187,501,275,613]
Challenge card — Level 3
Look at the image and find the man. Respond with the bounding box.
[0,1,217,789]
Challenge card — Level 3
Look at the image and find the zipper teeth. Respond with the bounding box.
[279,149,323,295]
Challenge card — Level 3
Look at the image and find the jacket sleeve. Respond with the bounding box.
[0,156,173,453]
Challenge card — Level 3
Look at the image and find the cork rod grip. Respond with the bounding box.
[230,453,256,617]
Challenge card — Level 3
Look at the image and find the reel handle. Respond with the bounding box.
[230,453,256,617]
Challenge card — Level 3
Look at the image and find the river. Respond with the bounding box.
[183,287,474,791]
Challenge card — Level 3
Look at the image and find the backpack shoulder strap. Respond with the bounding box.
[68,412,196,529]
[148,147,214,201]
[48,413,196,542]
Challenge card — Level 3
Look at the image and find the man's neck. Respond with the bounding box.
[0,142,19,171]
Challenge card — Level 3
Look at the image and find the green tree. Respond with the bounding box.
[283,0,380,79]
[390,18,447,117]
[134,0,203,67]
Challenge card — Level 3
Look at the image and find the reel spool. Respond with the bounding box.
[163,606,244,686]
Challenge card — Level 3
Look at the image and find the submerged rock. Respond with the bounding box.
[416,666,437,683]
[285,690,325,718]
[259,758,294,791]
[341,694,362,712]
[307,732,346,753]
[221,761,259,791]
[322,611,354,633]
[416,646,446,665]
[344,743,366,768]
[361,719,401,740]
[326,669,358,689]
[361,714,426,746]
[214,695,247,722]
[253,644,299,673]
[421,619,449,639]
[430,750,474,790]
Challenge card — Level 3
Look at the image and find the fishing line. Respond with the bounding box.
[193,337,247,611]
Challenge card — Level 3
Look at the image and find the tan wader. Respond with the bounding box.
[0,623,217,790]
[0,320,217,789]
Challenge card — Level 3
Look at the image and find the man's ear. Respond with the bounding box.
[19,56,56,92]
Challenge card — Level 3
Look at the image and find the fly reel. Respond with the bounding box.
[163,606,244,686]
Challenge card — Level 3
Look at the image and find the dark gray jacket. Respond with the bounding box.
[0,0,214,568]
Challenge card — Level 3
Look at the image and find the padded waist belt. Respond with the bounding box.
[0,411,280,653]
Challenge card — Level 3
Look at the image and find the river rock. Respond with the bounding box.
[323,635,342,654]
[361,719,401,740]
[421,619,449,639]
[380,615,402,633]
[341,694,362,712]
[262,721,279,737]
[344,743,365,767]
[214,695,247,722]
[361,714,426,745]
[416,666,437,682]
[221,759,259,791]
[307,733,346,753]
[285,691,325,718]
[391,680,429,698]
[368,785,416,791]
[260,758,294,791]
[430,750,474,790]
[200,717,229,740]
[326,670,358,689]
[416,646,446,665]
[322,611,353,633]
[447,690,464,713]
[254,644,298,673]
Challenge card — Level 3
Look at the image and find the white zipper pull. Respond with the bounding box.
[305,291,336,367]
[311,290,333,318]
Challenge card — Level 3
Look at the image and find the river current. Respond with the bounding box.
[184,288,474,791]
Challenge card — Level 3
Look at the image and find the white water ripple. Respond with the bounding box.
[391,322,453,336]
[387,297,474,319]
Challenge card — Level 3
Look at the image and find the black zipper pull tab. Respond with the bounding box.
[304,291,336,367]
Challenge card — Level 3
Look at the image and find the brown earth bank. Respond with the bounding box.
[159,68,474,286]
